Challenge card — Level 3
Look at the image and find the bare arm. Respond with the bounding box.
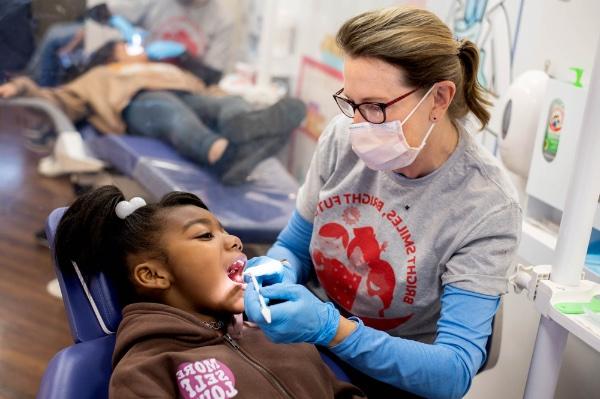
[3,77,89,122]
[0,82,18,98]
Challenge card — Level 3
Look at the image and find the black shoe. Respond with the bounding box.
[221,97,306,144]
[211,135,287,185]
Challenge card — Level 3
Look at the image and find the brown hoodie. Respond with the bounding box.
[110,303,365,399]
[11,62,207,134]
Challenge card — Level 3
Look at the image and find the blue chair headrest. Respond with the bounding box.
[46,208,122,343]
[36,335,116,399]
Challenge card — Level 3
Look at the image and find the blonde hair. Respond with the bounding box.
[336,6,491,129]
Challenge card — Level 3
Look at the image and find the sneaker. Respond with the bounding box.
[221,97,306,144]
[211,135,287,185]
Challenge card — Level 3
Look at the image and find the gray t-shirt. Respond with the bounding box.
[297,115,522,342]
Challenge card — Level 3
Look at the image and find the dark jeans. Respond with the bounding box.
[122,91,251,165]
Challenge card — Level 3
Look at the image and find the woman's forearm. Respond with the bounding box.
[329,285,499,399]
[328,316,358,347]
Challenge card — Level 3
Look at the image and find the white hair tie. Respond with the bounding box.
[115,197,147,219]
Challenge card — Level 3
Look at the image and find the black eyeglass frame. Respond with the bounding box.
[333,87,420,124]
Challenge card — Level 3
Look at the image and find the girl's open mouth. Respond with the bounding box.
[227,259,245,283]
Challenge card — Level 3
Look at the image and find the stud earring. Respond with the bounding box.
[431,115,438,122]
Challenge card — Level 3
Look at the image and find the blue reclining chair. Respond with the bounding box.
[37,207,351,399]
[83,125,299,244]
[37,207,120,399]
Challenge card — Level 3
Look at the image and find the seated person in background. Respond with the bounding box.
[91,0,233,85]
[25,17,86,86]
[53,185,365,399]
[0,41,306,185]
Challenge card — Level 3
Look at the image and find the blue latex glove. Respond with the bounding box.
[109,15,148,43]
[146,40,186,60]
[244,282,340,346]
[243,256,297,287]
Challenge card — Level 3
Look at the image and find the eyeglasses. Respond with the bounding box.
[333,87,419,124]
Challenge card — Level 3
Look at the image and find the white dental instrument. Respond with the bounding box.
[244,271,272,324]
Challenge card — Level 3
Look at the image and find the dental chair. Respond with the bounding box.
[83,125,299,244]
[2,97,299,244]
[37,207,118,399]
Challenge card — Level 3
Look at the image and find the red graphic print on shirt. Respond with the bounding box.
[313,223,361,310]
[342,206,361,225]
[154,16,207,56]
[347,227,395,317]
[313,192,418,330]
[176,358,238,399]
[313,224,396,317]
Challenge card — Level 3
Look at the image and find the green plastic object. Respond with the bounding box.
[569,67,584,88]
[554,296,600,314]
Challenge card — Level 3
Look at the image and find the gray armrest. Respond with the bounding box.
[0,97,77,133]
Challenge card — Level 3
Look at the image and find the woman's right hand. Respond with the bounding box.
[0,83,18,98]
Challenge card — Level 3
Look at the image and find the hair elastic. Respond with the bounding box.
[115,197,147,219]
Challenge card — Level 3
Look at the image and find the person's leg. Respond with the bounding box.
[219,96,307,143]
[124,91,290,185]
[123,91,223,165]
[211,133,289,185]
[28,21,83,86]
[175,92,251,132]
[176,92,307,144]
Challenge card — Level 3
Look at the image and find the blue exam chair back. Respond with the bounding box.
[46,207,122,342]
[37,208,119,399]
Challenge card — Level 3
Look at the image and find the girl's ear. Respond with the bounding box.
[132,261,173,291]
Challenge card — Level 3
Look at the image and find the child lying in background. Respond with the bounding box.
[53,185,364,398]
[0,41,305,185]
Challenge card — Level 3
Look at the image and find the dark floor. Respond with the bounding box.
[0,106,73,399]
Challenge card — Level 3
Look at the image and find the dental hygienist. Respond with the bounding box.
[244,6,522,399]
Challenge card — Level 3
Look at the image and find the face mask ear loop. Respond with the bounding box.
[399,85,436,150]
[416,121,437,150]
[400,85,436,127]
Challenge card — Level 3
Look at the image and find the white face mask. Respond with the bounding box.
[349,86,435,171]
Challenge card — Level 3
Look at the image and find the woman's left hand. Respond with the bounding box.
[244,282,340,346]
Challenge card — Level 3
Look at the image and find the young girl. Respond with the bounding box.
[54,185,364,399]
